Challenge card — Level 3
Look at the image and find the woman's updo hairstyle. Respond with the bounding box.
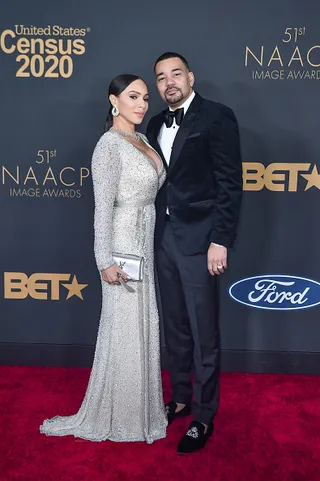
[105,74,142,132]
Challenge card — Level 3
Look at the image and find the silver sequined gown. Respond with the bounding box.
[40,130,167,443]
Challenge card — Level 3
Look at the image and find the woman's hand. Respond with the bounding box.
[101,264,129,285]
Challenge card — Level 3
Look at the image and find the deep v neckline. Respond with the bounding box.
[111,130,164,175]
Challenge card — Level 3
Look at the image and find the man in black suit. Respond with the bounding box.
[147,52,242,454]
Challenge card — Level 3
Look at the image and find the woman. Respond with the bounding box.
[40,74,167,443]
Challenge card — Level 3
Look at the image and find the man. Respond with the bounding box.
[147,52,242,454]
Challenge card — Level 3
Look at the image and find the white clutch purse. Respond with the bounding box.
[112,253,144,292]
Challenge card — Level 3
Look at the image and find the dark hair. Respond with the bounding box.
[105,74,142,132]
[154,52,190,72]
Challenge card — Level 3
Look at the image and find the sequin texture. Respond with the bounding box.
[40,130,167,443]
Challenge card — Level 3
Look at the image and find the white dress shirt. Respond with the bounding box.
[158,90,195,166]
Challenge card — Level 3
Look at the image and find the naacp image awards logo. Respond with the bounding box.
[245,27,320,80]
[2,148,91,199]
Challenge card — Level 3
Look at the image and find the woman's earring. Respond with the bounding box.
[112,106,119,117]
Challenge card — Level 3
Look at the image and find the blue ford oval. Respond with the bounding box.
[228,275,320,311]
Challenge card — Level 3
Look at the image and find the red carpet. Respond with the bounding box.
[0,366,320,481]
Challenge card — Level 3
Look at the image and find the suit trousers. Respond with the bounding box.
[156,218,220,424]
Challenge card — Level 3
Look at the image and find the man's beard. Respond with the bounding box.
[165,88,183,105]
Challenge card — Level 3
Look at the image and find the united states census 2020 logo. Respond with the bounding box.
[229,275,320,311]
[0,24,90,79]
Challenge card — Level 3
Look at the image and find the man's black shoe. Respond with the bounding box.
[177,420,214,454]
[165,401,191,425]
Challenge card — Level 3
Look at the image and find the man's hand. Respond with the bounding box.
[207,243,227,276]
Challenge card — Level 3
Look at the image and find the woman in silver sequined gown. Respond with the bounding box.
[40,75,167,444]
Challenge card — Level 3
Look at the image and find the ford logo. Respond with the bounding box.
[229,275,320,310]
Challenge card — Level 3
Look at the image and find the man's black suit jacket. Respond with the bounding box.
[146,93,243,255]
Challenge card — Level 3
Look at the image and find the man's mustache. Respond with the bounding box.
[165,87,182,94]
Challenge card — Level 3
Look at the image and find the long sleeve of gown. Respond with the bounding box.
[91,133,121,271]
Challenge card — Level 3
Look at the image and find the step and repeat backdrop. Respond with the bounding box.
[1,0,319,372]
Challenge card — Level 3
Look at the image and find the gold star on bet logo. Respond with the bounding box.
[62,275,88,300]
[301,165,320,191]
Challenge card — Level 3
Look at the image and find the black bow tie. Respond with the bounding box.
[163,108,184,128]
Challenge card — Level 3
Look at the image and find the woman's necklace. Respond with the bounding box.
[111,127,140,141]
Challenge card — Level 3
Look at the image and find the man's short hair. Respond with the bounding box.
[154,52,190,72]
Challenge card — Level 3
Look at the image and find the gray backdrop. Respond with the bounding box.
[1,0,320,373]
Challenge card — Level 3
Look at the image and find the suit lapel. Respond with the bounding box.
[168,93,202,175]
